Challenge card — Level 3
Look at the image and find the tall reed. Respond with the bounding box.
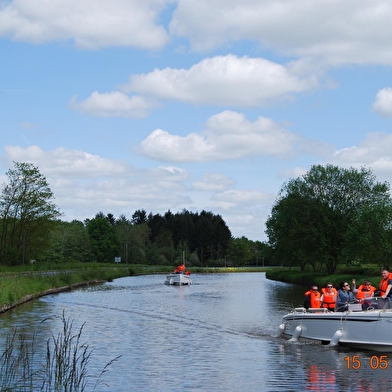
[0,311,120,391]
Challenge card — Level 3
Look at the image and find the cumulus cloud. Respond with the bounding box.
[122,54,319,106]
[4,145,130,177]
[192,173,235,192]
[70,92,157,118]
[0,0,170,49]
[372,88,392,117]
[171,1,392,66]
[139,110,332,162]
[2,145,194,221]
[328,133,392,188]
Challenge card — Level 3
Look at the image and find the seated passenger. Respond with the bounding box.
[321,282,337,311]
[336,281,356,312]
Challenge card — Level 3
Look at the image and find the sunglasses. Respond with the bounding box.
[344,284,350,287]
[327,285,333,288]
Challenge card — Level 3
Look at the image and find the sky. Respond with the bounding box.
[1,0,392,242]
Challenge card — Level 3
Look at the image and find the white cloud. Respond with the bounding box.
[171,1,392,66]
[212,189,269,204]
[372,88,392,117]
[0,0,170,49]
[122,54,319,106]
[1,144,276,240]
[4,145,130,177]
[70,92,157,118]
[330,133,392,187]
[140,110,332,162]
[2,145,193,221]
[192,173,235,192]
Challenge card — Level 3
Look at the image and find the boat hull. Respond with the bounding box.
[164,273,192,286]
[279,306,392,352]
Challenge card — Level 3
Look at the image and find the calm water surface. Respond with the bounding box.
[1,272,392,391]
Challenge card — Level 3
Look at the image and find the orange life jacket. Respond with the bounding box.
[304,290,321,308]
[356,284,376,299]
[379,273,392,295]
[321,288,337,308]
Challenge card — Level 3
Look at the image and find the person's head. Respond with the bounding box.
[310,284,318,292]
[340,282,350,291]
[382,269,390,278]
[326,282,333,290]
[363,280,371,286]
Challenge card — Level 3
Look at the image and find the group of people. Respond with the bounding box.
[304,269,392,312]
[173,264,191,275]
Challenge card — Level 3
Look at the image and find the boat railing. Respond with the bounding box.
[359,296,390,310]
[292,307,330,313]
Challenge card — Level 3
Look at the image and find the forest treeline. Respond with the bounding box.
[0,162,269,267]
[3,161,391,274]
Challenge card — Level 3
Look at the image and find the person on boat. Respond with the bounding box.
[303,284,321,309]
[335,281,356,312]
[320,282,337,311]
[379,269,392,299]
[174,264,185,273]
[352,279,376,299]
[352,279,376,310]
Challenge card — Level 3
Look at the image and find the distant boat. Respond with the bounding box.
[277,298,392,352]
[165,253,192,285]
[164,271,192,286]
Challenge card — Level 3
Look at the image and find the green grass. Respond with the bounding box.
[266,265,382,288]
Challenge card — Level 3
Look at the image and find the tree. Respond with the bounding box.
[86,216,118,263]
[0,162,61,265]
[131,209,147,225]
[266,164,392,274]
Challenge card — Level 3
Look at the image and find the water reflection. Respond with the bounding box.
[0,273,391,391]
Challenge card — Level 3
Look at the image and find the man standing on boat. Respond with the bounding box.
[379,269,392,299]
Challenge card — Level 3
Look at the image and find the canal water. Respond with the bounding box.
[1,272,392,391]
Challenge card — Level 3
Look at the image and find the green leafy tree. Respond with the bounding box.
[0,162,61,265]
[266,164,392,274]
[86,215,119,263]
[41,220,92,263]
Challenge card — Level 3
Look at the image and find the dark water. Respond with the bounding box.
[1,273,392,391]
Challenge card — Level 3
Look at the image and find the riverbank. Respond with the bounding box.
[0,264,268,313]
[266,266,382,289]
[0,263,382,313]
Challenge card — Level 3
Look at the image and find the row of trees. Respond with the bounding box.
[266,164,392,273]
[5,161,389,274]
[0,162,268,267]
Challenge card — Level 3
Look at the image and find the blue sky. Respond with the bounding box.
[1,0,392,241]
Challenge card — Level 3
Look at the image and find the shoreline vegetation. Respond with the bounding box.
[0,263,384,313]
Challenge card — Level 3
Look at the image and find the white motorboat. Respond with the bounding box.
[277,298,392,352]
[164,272,192,286]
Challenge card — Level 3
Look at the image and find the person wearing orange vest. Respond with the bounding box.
[379,269,392,299]
[321,282,337,311]
[353,279,376,299]
[304,285,322,309]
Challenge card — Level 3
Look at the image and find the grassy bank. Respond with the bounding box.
[0,263,167,313]
[0,262,384,312]
[0,263,269,313]
[266,265,382,289]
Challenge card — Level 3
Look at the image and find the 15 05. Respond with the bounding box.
[345,355,389,370]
